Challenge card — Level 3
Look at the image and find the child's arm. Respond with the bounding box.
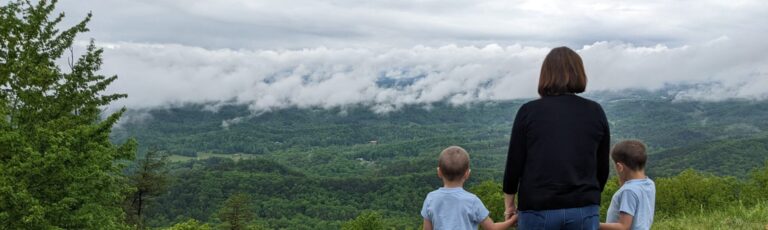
[599,212,633,230]
[479,214,517,230]
[423,219,433,230]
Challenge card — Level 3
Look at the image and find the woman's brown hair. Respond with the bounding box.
[538,47,587,97]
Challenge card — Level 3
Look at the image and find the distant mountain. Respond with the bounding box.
[113,89,768,178]
[118,89,768,228]
[649,134,768,178]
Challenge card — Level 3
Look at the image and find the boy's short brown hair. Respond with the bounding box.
[611,140,647,171]
[438,146,470,181]
[538,46,588,97]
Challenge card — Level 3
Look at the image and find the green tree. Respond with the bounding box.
[218,193,254,230]
[469,181,505,222]
[126,150,169,229]
[655,169,740,217]
[0,0,135,228]
[743,161,768,204]
[341,211,384,230]
[167,219,212,230]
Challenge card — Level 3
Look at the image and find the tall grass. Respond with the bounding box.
[653,201,768,229]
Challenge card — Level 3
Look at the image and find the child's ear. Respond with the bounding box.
[437,167,443,179]
[616,162,625,173]
[464,169,471,178]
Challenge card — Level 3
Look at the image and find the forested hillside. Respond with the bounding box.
[114,91,768,178]
[110,91,768,228]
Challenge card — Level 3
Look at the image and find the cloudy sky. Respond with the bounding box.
[53,0,768,112]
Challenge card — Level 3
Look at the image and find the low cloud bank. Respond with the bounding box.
[96,35,767,115]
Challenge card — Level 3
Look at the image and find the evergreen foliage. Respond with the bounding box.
[0,0,135,228]
[126,150,169,228]
[218,193,255,230]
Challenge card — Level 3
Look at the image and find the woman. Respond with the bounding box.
[503,47,610,230]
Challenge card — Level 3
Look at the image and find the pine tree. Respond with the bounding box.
[0,0,136,228]
[125,150,169,229]
[217,193,254,230]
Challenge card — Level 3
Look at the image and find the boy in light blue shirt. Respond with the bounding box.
[600,140,656,230]
[421,146,516,230]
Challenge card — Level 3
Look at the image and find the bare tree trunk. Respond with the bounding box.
[137,190,143,229]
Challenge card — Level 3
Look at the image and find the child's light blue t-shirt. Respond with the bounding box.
[421,187,489,230]
[606,177,656,230]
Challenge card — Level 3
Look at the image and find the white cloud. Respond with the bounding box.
[97,33,768,113]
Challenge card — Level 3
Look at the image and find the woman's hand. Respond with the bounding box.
[504,208,516,221]
[503,193,517,220]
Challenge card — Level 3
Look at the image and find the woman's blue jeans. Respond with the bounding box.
[518,205,600,230]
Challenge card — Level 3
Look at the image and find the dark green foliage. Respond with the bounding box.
[340,211,385,230]
[112,102,520,159]
[126,150,170,228]
[217,193,254,230]
[0,0,135,228]
[649,136,768,178]
[117,91,768,228]
[115,94,768,179]
[597,90,768,150]
[147,157,445,229]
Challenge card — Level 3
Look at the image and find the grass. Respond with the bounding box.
[653,202,768,230]
[167,152,257,162]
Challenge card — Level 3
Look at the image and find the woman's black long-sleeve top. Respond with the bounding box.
[503,94,610,211]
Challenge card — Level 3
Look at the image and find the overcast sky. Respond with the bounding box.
[52,0,768,112]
